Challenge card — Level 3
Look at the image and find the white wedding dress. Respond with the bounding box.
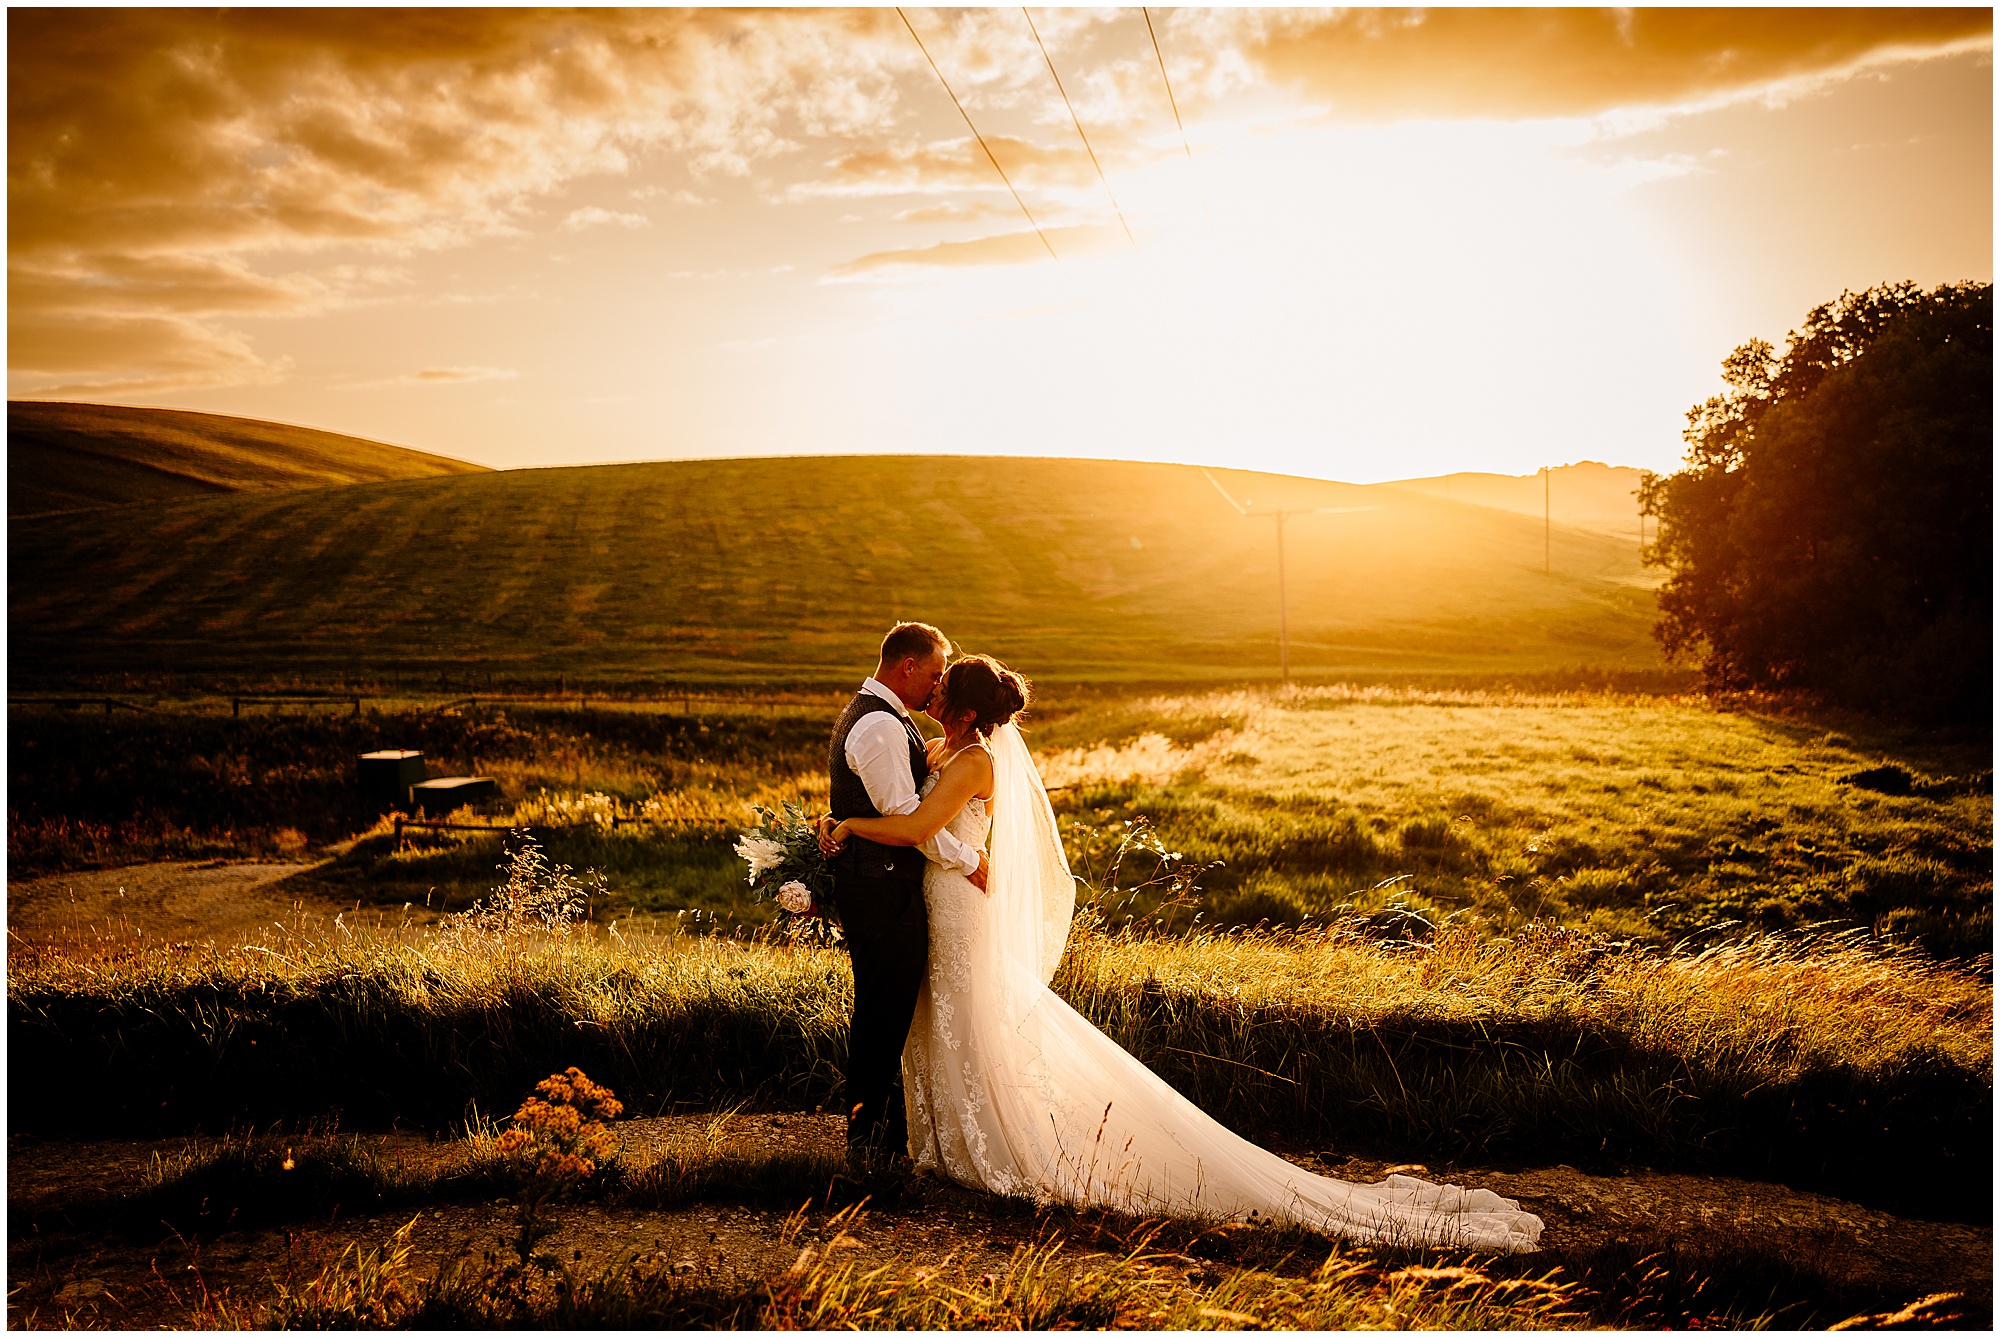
[900,723,1542,1252]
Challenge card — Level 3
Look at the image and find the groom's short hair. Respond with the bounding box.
[880,621,951,667]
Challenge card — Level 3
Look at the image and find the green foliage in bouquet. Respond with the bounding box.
[733,801,841,943]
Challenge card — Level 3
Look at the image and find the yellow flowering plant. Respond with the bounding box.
[493,1066,623,1269]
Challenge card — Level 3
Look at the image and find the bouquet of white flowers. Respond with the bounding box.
[733,801,836,933]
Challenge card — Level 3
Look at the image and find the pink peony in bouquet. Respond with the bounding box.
[732,801,837,934]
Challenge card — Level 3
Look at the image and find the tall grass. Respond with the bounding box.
[12,687,1989,962]
[1040,687,1992,958]
[95,1160,1960,1331]
[11,907,1987,1220]
[181,1199,1593,1331]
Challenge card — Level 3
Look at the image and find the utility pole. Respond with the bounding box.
[1202,469,1374,686]
[1542,465,1551,575]
[1273,509,1290,682]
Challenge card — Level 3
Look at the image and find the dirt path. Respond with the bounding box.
[6,860,361,951]
[10,1115,1990,1329]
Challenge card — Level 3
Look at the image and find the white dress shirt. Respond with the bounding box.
[845,677,982,875]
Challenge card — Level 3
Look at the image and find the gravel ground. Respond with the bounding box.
[10,1113,1990,1329]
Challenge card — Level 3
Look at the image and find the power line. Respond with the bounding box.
[1021,7,1137,255]
[1142,6,1207,224]
[897,6,1059,263]
[1142,7,1192,163]
[1202,469,1375,684]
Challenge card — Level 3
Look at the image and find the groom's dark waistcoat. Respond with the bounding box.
[828,692,931,886]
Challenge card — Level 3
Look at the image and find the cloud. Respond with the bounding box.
[827,225,1125,278]
[7,302,288,397]
[1247,8,1991,121]
[893,200,1017,224]
[631,186,715,205]
[560,206,652,232]
[400,366,519,385]
[799,135,1098,200]
[7,8,920,391]
[1591,152,1712,191]
[8,8,1983,392]
[342,364,520,389]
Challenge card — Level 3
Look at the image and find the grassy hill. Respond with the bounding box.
[11,452,1667,687]
[7,400,488,517]
[1389,461,1645,539]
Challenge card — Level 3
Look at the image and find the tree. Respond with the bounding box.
[1640,281,1991,723]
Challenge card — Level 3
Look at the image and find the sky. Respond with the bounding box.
[8,7,1992,482]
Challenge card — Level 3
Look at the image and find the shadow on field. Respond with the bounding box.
[10,921,1989,1227]
[9,1115,1988,1331]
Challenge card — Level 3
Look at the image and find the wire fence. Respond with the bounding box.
[391,813,740,845]
[7,696,155,715]
[10,689,847,718]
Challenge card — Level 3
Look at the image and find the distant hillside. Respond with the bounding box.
[1389,462,1645,539]
[7,401,489,517]
[11,452,1665,688]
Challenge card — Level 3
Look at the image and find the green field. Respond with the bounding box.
[12,685,1988,958]
[7,400,488,518]
[1035,685,1993,953]
[11,449,1663,688]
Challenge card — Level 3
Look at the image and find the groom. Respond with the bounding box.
[825,621,988,1182]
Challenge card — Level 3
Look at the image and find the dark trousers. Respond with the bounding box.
[829,871,928,1164]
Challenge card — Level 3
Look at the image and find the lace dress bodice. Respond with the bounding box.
[943,792,991,847]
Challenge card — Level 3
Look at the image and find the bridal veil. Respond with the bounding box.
[986,720,1074,985]
[938,720,1543,1252]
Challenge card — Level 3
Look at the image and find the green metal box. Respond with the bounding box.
[358,749,425,811]
[410,776,500,816]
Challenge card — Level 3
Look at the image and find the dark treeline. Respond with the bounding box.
[1641,281,1991,724]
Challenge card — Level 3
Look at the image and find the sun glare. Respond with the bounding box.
[797,114,1694,482]
[8,10,1985,478]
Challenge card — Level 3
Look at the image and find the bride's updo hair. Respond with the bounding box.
[938,654,1030,738]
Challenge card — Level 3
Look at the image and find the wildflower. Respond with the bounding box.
[494,1066,623,1268]
[434,834,597,949]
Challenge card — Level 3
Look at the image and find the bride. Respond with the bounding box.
[826,655,1543,1252]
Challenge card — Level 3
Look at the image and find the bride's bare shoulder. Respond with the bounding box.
[943,741,995,795]
[946,742,994,776]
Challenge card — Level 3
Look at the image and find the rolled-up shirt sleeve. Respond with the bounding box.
[845,712,982,875]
